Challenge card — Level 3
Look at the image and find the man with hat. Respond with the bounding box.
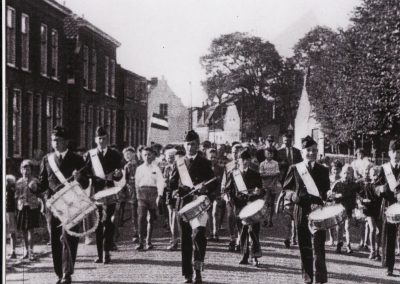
[38,126,89,284]
[221,142,244,251]
[283,135,330,284]
[224,149,264,266]
[169,130,218,283]
[375,138,400,276]
[85,126,124,264]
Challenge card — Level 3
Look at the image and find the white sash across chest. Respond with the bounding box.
[296,162,320,198]
[48,153,68,184]
[232,169,248,193]
[382,163,400,193]
[89,149,106,179]
[176,157,194,188]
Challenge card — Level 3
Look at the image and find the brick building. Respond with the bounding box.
[5,0,149,174]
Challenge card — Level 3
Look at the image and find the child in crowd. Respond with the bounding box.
[358,166,382,260]
[15,160,40,260]
[259,147,280,227]
[327,160,343,246]
[123,146,139,243]
[6,175,17,259]
[330,164,360,254]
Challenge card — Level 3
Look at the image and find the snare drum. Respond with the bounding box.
[46,181,98,233]
[239,199,267,225]
[179,195,211,222]
[386,203,400,224]
[308,204,347,233]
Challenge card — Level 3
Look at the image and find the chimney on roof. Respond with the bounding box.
[150,77,158,86]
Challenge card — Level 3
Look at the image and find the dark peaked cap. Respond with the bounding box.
[52,126,69,139]
[185,130,199,142]
[301,135,317,149]
[95,126,108,137]
[389,139,400,151]
[239,149,251,160]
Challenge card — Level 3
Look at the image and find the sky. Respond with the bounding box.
[61,0,361,107]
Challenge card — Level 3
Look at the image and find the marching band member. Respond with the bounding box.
[170,130,218,284]
[225,149,264,266]
[283,136,330,284]
[134,147,165,250]
[38,126,89,284]
[85,126,123,264]
[375,138,400,276]
[221,142,243,251]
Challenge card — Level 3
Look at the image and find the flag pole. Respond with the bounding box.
[146,112,152,146]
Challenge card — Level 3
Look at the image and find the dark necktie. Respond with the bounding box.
[287,147,292,165]
[58,154,63,164]
[99,151,104,159]
[308,161,313,171]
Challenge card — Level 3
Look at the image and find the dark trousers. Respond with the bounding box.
[385,223,398,271]
[298,225,327,283]
[240,222,261,260]
[50,213,79,278]
[96,204,116,259]
[137,199,157,244]
[180,219,207,278]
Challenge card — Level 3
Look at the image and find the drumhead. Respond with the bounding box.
[180,195,208,213]
[309,204,345,220]
[386,203,400,215]
[239,199,265,219]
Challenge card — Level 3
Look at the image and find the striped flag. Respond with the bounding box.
[150,113,168,130]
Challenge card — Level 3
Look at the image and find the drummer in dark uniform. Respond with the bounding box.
[38,126,89,284]
[283,136,330,284]
[225,149,264,266]
[375,138,400,276]
[85,126,123,264]
[170,130,218,284]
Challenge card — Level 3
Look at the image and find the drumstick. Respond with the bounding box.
[182,177,217,199]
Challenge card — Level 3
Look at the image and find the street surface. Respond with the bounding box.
[6,210,400,284]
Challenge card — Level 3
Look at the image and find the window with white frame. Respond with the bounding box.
[21,14,30,70]
[51,29,58,78]
[56,98,63,125]
[104,56,109,95]
[41,24,48,75]
[110,59,116,97]
[12,89,22,156]
[46,96,53,150]
[159,103,168,117]
[33,94,42,156]
[6,6,16,66]
[92,49,97,91]
[83,45,89,88]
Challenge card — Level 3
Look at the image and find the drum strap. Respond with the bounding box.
[296,162,320,198]
[232,169,248,193]
[48,153,68,184]
[382,163,399,192]
[176,157,194,188]
[89,149,106,179]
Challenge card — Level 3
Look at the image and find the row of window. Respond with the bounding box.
[7,89,63,158]
[124,116,146,147]
[7,6,59,78]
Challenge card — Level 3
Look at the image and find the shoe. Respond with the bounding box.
[374,254,381,261]
[235,244,241,252]
[228,240,235,252]
[167,243,178,251]
[146,243,154,250]
[386,270,393,276]
[358,243,365,250]
[94,258,103,263]
[364,245,369,251]
[284,239,290,248]
[9,252,17,259]
[29,254,36,261]
[132,236,139,244]
[21,253,29,260]
[327,239,334,246]
[336,242,343,254]
[104,255,111,264]
[194,270,202,284]
[346,244,353,254]
[110,243,118,251]
[183,277,193,283]
[135,244,144,250]
[252,258,260,267]
[214,235,219,242]
[368,251,376,260]
[60,275,72,284]
[239,258,249,265]
[292,239,297,246]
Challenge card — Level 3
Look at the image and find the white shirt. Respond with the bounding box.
[390,161,400,169]
[303,160,315,170]
[186,153,198,160]
[351,158,371,178]
[97,147,108,156]
[135,162,165,196]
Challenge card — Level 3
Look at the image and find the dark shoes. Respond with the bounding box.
[183,278,193,283]
[132,236,139,244]
[336,242,343,254]
[194,270,202,283]
[8,252,17,259]
[94,258,103,263]
[60,275,71,284]
[167,242,178,251]
[104,255,111,264]
[284,239,290,248]
[228,240,235,252]
[235,244,241,252]
[252,258,260,267]
[146,243,154,250]
[239,258,249,265]
[386,270,393,276]
[135,244,145,250]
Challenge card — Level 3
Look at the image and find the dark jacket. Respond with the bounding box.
[375,163,400,206]
[283,162,329,226]
[84,147,123,193]
[169,152,218,210]
[38,151,89,198]
[277,146,302,183]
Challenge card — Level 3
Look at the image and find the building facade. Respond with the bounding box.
[147,77,188,145]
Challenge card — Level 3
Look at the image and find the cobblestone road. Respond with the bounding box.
[6,212,400,284]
